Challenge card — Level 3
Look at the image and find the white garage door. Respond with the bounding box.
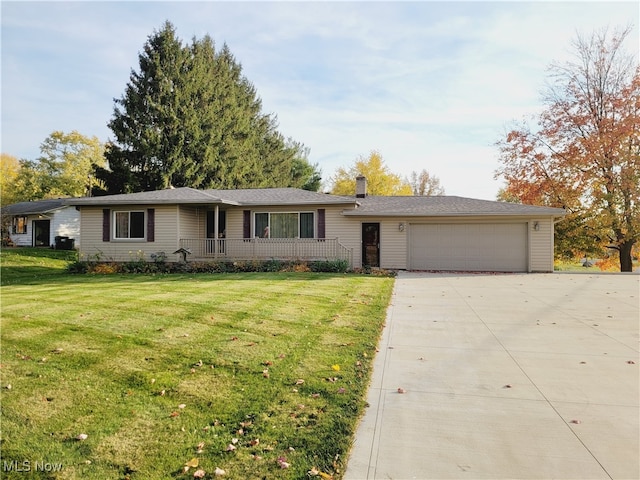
[409,223,528,272]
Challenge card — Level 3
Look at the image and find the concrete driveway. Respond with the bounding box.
[345,272,639,480]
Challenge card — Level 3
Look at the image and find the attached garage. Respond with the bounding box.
[408,223,528,272]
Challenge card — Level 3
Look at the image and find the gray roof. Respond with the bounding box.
[203,188,355,205]
[1,198,71,216]
[67,187,225,205]
[64,188,566,218]
[342,195,566,217]
[67,187,357,207]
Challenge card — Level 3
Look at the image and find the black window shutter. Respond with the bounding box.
[147,208,155,242]
[102,209,110,242]
[317,209,326,239]
[243,210,251,238]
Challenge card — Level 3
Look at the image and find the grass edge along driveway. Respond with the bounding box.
[0,268,394,480]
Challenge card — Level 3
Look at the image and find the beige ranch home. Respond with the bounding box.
[68,178,565,272]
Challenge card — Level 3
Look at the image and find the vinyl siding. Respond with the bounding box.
[51,207,81,246]
[330,216,409,269]
[8,207,80,247]
[324,206,360,266]
[8,215,34,247]
[178,206,205,239]
[79,205,179,261]
[529,217,555,272]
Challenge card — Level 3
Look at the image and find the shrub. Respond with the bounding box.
[309,259,350,273]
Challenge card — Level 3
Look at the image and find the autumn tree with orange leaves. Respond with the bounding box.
[496,27,639,272]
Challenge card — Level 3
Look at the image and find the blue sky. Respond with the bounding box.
[1,1,637,199]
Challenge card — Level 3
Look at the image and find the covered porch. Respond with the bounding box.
[179,237,353,265]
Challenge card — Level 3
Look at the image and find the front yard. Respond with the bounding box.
[0,249,394,479]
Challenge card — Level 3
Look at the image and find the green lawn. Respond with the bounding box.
[0,249,394,479]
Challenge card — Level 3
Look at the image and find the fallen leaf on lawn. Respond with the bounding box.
[185,458,199,468]
[226,444,236,451]
[214,467,226,476]
[311,393,320,398]
[170,411,180,417]
[337,388,346,394]
[160,390,166,396]
[327,377,337,383]
[331,364,341,371]
[190,368,196,374]
[295,379,305,385]
[196,442,205,452]
[309,467,320,476]
[193,469,206,478]
[319,472,334,479]
[263,360,273,366]
[397,388,407,394]
[240,420,252,428]
[277,457,290,469]
[231,438,239,444]
[194,360,203,367]
[76,433,88,441]
[52,348,64,354]
[250,438,260,446]
[237,428,244,435]
[262,369,270,378]
[178,404,186,409]
[278,353,286,359]
[231,336,238,341]
[151,378,156,384]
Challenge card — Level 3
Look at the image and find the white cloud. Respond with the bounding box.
[1,1,637,200]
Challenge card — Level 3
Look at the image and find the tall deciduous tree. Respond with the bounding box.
[10,131,106,201]
[101,21,319,193]
[409,169,444,195]
[495,27,639,272]
[0,153,21,205]
[330,151,412,196]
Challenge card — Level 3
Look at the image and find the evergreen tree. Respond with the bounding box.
[100,21,320,193]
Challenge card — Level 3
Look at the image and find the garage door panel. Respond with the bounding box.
[409,224,527,272]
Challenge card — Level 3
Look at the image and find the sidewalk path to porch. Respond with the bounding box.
[345,272,639,480]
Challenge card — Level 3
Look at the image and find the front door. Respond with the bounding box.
[362,223,380,267]
[33,220,50,247]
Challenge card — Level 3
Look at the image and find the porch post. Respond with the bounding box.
[214,205,219,255]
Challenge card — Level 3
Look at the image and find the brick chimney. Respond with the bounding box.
[356,175,367,198]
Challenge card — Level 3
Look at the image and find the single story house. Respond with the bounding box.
[1,198,80,249]
[67,177,566,272]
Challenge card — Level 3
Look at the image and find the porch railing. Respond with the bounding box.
[179,238,353,265]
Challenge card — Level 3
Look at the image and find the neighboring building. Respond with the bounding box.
[67,178,566,272]
[1,198,80,249]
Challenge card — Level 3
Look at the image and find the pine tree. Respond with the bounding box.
[100,21,319,193]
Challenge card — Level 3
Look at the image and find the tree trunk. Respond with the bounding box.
[618,240,634,272]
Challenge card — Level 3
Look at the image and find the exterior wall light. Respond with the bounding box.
[533,221,540,231]
[399,222,405,232]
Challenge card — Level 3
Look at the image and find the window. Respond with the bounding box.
[254,212,315,238]
[12,216,27,234]
[114,211,145,239]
